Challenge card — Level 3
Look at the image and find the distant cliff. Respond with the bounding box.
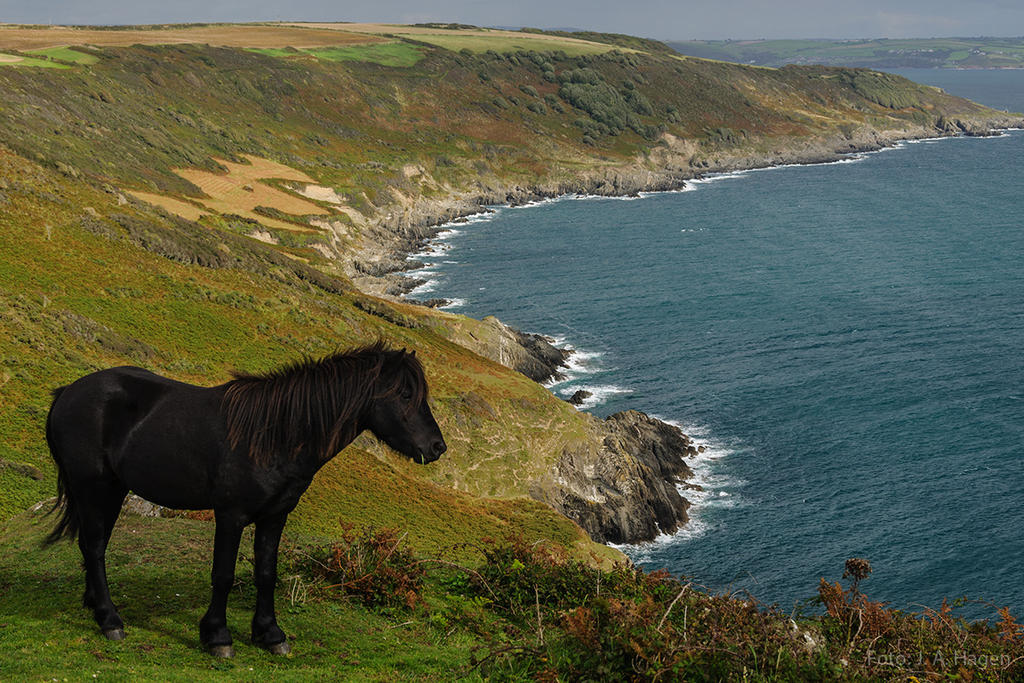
[668,37,1024,70]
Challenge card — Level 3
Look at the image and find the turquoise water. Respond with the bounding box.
[410,71,1024,616]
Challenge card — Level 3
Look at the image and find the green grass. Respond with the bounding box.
[0,53,70,68]
[25,46,101,64]
[5,510,1023,681]
[0,511,484,681]
[245,46,312,59]
[247,43,424,67]
[308,43,424,66]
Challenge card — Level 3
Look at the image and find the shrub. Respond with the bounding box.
[544,93,565,113]
[284,524,425,609]
[464,536,830,681]
[558,67,604,85]
[816,558,1024,679]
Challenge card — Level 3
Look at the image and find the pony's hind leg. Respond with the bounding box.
[78,483,128,640]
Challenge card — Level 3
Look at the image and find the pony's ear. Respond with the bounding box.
[409,349,416,357]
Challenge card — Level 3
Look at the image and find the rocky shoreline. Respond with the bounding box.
[348,116,1023,301]
[345,116,1023,546]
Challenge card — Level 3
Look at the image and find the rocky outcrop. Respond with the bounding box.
[567,390,592,406]
[446,314,571,384]
[936,115,1004,137]
[531,410,697,544]
[506,326,571,383]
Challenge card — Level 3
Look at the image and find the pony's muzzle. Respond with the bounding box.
[418,439,446,463]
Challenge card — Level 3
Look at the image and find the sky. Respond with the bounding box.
[2,0,1023,41]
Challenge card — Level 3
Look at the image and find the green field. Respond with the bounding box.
[25,45,101,64]
[0,52,70,68]
[247,42,424,67]
[0,512,482,681]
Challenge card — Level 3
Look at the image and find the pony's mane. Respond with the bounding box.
[222,342,427,465]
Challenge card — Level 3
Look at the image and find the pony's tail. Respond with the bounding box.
[43,386,79,546]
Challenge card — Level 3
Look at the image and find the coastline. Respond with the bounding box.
[353,119,1023,547]
[350,114,1023,301]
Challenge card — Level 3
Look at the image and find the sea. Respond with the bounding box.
[406,69,1024,618]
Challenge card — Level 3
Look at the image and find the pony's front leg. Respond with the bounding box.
[251,513,290,654]
[199,512,245,657]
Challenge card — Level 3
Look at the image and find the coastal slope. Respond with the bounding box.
[0,23,1020,553]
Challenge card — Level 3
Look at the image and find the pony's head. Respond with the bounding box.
[224,343,446,466]
[363,348,446,465]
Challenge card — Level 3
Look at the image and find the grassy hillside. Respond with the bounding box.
[0,143,620,564]
[0,23,1021,679]
[3,509,1022,681]
[668,37,1024,70]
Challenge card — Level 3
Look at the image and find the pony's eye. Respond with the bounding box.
[402,390,413,401]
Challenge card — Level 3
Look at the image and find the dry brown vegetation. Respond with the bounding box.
[0,23,380,51]
[282,23,629,55]
[126,191,208,222]
[133,155,333,231]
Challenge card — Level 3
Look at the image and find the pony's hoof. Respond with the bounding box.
[265,640,291,655]
[103,628,125,641]
[208,644,235,658]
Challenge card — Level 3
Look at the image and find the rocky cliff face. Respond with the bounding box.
[531,410,698,544]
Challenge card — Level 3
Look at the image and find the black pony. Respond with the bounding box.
[45,343,446,657]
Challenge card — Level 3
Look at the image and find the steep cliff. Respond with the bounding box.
[533,410,697,544]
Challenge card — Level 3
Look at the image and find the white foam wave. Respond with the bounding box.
[565,193,640,202]
[543,342,606,389]
[638,183,697,198]
[509,197,559,209]
[563,347,604,374]
[439,298,466,310]
[408,241,451,261]
[556,384,633,410]
[407,278,439,296]
[691,171,748,184]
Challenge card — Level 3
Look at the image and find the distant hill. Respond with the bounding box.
[667,37,1024,69]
